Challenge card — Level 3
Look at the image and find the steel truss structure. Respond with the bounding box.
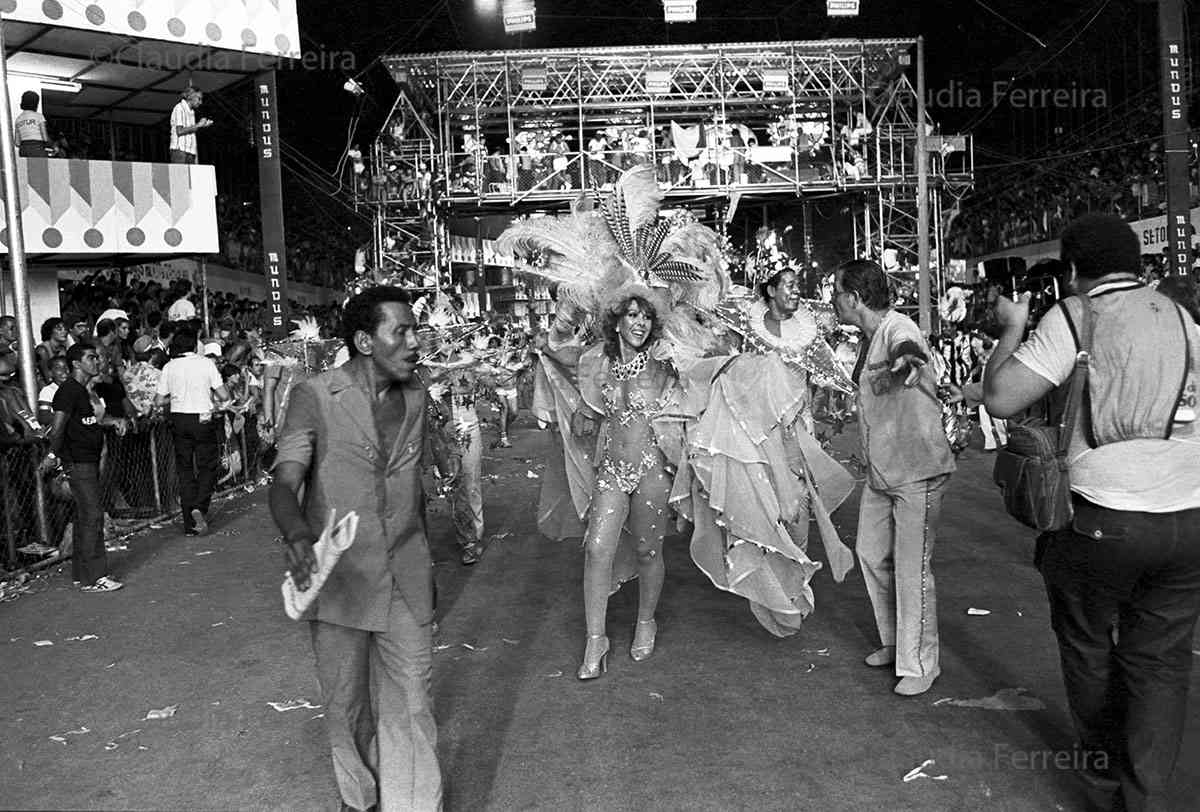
[363,39,974,326]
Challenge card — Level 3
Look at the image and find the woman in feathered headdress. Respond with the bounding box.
[567,281,680,679]
[499,166,858,671]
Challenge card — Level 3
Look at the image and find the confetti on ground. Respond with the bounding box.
[310,713,325,721]
[149,524,164,530]
[34,640,53,647]
[177,561,192,566]
[932,688,1045,711]
[194,551,214,556]
[211,622,225,627]
[801,648,830,656]
[144,704,180,720]
[966,608,991,616]
[1017,611,1024,617]
[526,471,539,479]
[434,644,453,652]
[461,643,488,652]
[105,663,116,669]
[502,638,520,645]
[49,726,91,744]
[903,759,948,782]
[541,670,563,678]
[649,692,664,701]
[65,634,99,641]
[800,663,816,674]
[267,699,321,713]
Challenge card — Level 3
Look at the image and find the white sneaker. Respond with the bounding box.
[191,509,208,535]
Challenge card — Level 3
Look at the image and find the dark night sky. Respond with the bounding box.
[283,0,1148,160]
[269,0,1168,256]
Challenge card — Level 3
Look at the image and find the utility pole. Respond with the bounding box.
[916,36,932,332]
[1159,0,1191,276]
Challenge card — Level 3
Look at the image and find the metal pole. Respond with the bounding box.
[475,216,487,317]
[1158,0,1190,276]
[0,19,41,415]
[149,427,162,514]
[915,37,932,333]
[199,255,210,338]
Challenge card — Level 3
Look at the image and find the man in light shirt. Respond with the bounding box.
[169,87,212,165]
[167,281,198,323]
[154,325,228,536]
[14,91,50,157]
[985,214,1200,811]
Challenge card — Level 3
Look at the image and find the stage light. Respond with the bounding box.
[502,0,536,33]
[343,78,365,96]
[761,68,790,93]
[827,0,859,16]
[520,66,548,92]
[646,69,672,94]
[663,0,696,23]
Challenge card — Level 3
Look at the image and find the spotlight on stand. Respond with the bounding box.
[343,78,365,97]
[663,0,697,23]
[826,0,859,16]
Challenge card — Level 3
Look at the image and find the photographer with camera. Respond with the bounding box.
[984,213,1200,812]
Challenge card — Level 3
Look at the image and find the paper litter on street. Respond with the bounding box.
[267,699,321,712]
[932,688,1045,711]
[903,758,948,782]
[144,704,179,720]
[34,640,53,646]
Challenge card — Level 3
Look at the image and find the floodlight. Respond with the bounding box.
[503,0,536,33]
[663,0,696,23]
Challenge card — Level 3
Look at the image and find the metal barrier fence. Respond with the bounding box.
[0,412,264,573]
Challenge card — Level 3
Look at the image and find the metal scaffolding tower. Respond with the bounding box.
[361,38,973,327]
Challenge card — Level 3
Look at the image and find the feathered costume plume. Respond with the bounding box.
[498,166,729,359]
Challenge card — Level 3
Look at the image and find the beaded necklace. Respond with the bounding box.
[610,350,648,381]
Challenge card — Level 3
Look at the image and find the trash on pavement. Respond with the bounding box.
[144,704,180,720]
[461,643,488,652]
[65,634,99,641]
[34,640,53,646]
[526,471,539,479]
[903,758,948,782]
[541,670,563,678]
[48,726,90,744]
[502,638,520,645]
[267,699,321,712]
[966,607,991,616]
[932,688,1045,711]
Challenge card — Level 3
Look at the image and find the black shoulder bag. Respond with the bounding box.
[992,296,1093,532]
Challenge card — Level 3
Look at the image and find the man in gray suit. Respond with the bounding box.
[270,286,459,812]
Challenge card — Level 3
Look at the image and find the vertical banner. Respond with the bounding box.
[1159,0,1191,276]
[255,70,291,336]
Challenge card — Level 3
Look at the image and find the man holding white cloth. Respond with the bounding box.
[270,287,459,812]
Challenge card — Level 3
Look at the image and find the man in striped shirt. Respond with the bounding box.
[169,88,212,165]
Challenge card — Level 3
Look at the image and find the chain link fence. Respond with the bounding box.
[0,412,265,574]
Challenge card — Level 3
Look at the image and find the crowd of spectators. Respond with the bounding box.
[950,97,1200,257]
[216,194,364,289]
[0,272,344,570]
